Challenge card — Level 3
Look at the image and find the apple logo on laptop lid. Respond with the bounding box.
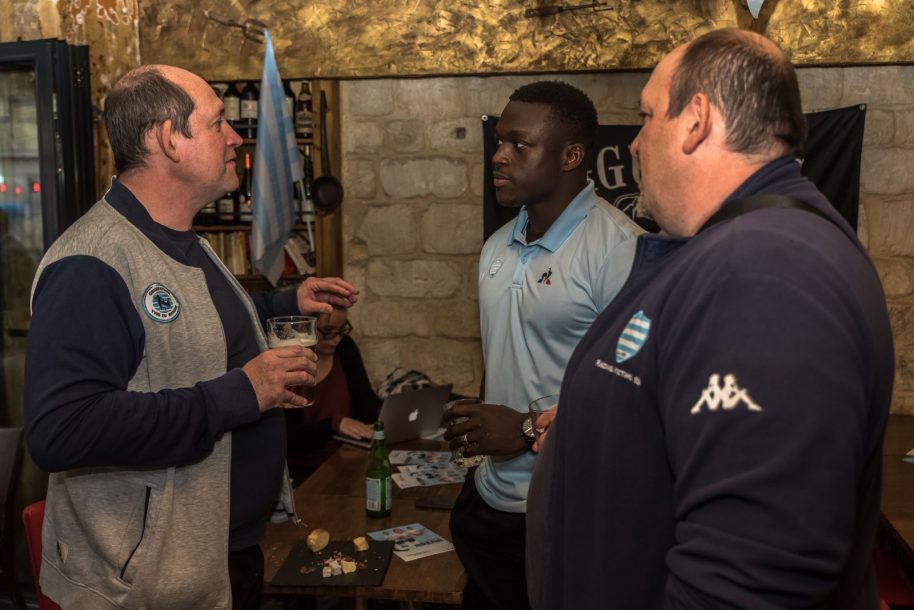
[408,408,419,422]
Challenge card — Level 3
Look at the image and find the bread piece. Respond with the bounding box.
[352,536,370,552]
[307,528,331,552]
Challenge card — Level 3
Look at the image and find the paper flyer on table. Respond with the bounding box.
[392,468,465,489]
[368,523,454,561]
[904,448,914,464]
[389,450,453,466]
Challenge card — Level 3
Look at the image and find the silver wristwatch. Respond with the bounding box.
[521,416,536,445]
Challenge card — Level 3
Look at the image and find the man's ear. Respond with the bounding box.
[154,120,180,163]
[682,93,712,155]
[562,142,585,172]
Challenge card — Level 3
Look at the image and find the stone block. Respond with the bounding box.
[430,158,468,198]
[465,75,530,116]
[360,339,403,390]
[344,159,377,199]
[894,110,914,146]
[796,67,843,111]
[860,147,914,196]
[398,78,466,119]
[888,302,914,348]
[579,72,648,114]
[430,300,481,339]
[379,159,430,198]
[863,195,914,257]
[346,79,395,117]
[843,66,914,107]
[863,109,894,147]
[421,204,483,254]
[343,120,386,153]
[470,161,486,198]
[358,205,418,256]
[388,120,424,153]
[367,259,464,298]
[360,337,481,396]
[408,338,480,389]
[430,118,484,153]
[873,257,914,298]
[857,200,869,250]
[359,299,430,338]
[894,348,914,396]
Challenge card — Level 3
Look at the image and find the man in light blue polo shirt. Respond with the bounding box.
[443,81,642,610]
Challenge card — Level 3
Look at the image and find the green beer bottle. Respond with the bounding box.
[366,421,392,517]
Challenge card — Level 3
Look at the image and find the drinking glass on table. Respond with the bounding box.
[448,398,487,469]
[266,315,317,408]
[528,393,559,442]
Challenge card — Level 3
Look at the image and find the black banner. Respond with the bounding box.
[482,105,866,239]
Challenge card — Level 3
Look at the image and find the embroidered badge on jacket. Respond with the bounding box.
[142,283,180,323]
[616,310,651,363]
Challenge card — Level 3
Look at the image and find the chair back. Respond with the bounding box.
[22,500,61,610]
[0,427,23,541]
[0,427,25,609]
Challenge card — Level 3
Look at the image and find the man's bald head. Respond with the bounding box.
[666,28,806,158]
[104,65,197,174]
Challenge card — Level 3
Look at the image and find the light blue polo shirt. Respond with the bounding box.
[476,181,642,513]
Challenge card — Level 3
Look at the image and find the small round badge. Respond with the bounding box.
[141,283,180,323]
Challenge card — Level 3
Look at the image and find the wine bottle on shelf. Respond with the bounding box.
[198,200,218,226]
[239,152,254,224]
[295,80,313,139]
[299,144,315,224]
[216,191,236,224]
[365,421,392,518]
[240,81,259,139]
[223,82,241,129]
[283,80,296,123]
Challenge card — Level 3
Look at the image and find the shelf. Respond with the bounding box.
[240,138,313,146]
[193,223,314,232]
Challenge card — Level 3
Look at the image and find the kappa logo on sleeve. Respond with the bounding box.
[690,374,763,415]
[141,283,180,323]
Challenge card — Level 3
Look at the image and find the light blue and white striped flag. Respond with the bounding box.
[251,30,304,286]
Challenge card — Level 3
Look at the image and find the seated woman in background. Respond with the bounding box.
[285,307,382,486]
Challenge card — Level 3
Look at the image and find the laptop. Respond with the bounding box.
[333,384,453,448]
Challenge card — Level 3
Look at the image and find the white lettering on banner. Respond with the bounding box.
[594,358,641,387]
[690,374,763,415]
[595,145,628,191]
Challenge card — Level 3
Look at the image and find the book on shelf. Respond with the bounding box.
[284,233,316,276]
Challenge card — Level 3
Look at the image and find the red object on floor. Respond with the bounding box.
[21,500,61,610]
[875,549,914,606]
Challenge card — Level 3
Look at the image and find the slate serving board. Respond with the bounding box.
[271,540,395,587]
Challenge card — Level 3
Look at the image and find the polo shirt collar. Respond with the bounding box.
[508,180,596,252]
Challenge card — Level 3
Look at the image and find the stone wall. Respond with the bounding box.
[340,68,914,412]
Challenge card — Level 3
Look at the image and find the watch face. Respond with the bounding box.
[522,416,536,440]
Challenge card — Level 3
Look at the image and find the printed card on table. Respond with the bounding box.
[389,450,453,466]
[368,523,454,562]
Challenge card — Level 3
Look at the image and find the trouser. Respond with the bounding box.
[229,544,264,610]
[449,474,531,610]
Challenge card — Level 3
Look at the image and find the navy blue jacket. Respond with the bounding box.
[529,158,894,609]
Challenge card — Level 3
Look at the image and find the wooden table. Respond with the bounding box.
[881,414,914,582]
[261,441,466,605]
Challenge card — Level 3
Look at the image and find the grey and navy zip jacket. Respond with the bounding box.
[24,181,298,610]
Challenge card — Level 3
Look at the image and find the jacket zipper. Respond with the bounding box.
[120,486,151,579]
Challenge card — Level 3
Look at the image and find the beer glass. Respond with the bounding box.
[528,394,559,441]
[266,315,317,408]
